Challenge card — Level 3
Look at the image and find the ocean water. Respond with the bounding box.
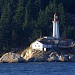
[0,62,75,75]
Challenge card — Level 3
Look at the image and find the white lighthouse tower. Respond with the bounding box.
[52,13,60,39]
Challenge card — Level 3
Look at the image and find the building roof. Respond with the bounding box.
[39,37,55,45]
[31,36,61,45]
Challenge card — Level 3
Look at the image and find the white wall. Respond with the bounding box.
[52,21,60,38]
[31,41,43,50]
[31,41,53,51]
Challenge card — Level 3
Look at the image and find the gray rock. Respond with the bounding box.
[48,52,59,62]
[69,54,75,61]
[21,49,49,62]
[0,52,26,63]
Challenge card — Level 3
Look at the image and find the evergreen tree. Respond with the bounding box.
[23,0,36,27]
[0,0,12,50]
[0,0,5,16]
[14,0,25,25]
[13,0,26,47]
[23,0,39,46]
[58,3,66,38]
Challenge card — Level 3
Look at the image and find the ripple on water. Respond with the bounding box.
[0,62,75,75]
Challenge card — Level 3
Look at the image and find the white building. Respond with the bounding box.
[30,37,57,51]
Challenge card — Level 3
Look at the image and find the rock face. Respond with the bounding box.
[21,49,50,62]
[21,49,61,62]
[48,52,59,62]
[0,52,25,63]
[21,48,65,62]
[21,49,34,61]
[21,48,75,62]
[0,49,75,63]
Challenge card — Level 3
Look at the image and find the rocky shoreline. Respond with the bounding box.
[0,52,26,63]
[21,48,75,62]
[0,48,75,63]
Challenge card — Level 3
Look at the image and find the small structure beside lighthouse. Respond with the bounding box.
[52,13,60,38]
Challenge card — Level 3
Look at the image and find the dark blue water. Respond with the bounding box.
[0,62,75,75]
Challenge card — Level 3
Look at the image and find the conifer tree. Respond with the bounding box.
[0,0,5,15]
[0,0,12,49]
[24,0,36,27]
[13,0,26,47]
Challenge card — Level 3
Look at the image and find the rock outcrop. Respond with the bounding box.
[0,52,25,63]
[21,49,50,62]
[48,52,59,62]
[21,48,75,62]
[21,48,66,62]
[0,48,75,63]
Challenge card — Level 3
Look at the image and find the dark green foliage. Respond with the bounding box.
[0,0,74,51]
[0,0,12,50]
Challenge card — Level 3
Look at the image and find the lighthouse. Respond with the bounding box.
[52,13,60,39]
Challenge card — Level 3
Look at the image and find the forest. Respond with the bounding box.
[0,0,75,51]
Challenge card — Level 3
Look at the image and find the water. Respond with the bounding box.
[0,62,75,75]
